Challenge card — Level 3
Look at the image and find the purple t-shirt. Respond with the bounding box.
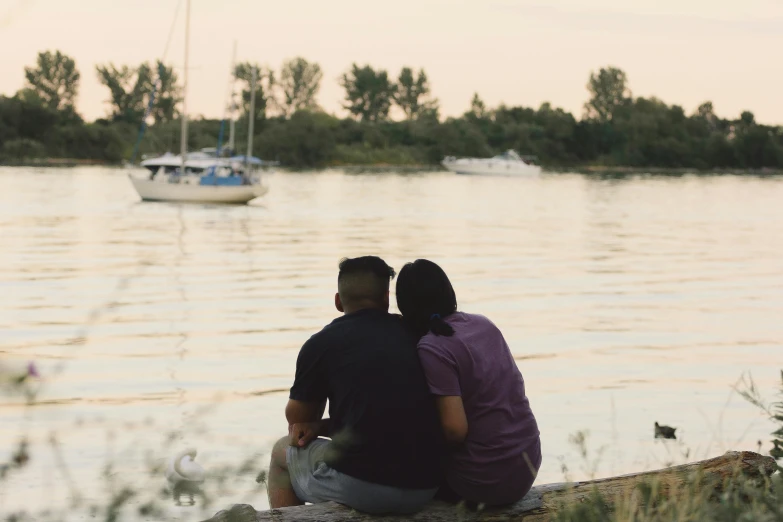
[417,312,541,505]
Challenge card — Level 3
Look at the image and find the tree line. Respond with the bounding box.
[1,50,782,170]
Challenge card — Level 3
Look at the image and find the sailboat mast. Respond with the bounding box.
[179,0,190,174]
[228,41,237,154]
[245,66,257,174]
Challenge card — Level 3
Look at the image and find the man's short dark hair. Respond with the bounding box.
[337,256,396,307]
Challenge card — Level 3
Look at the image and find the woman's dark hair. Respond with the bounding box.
[396,259,457,337]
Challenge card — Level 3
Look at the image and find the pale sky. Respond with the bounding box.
[1,0,782,124]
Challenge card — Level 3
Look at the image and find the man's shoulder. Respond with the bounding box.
[306,311,413,350]
[333,310,406,332]
[297,316,345,356]
[359,312,415,340]
[304,318,343,346]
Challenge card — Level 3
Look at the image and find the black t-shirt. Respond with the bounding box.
[289,308,443,489]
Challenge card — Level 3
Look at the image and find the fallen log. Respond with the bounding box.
[205,451,777,522]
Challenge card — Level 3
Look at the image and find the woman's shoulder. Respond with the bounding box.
[417,316,466,351]
[449,312,497,329]
[419,312,496,346]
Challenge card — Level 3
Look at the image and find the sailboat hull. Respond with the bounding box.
[128,176,267,204]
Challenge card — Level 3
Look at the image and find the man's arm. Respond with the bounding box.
[286,399,331,447]
[285,398,326,424]
[288,334,332,447]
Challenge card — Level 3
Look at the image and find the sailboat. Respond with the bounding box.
[127,0,269,204]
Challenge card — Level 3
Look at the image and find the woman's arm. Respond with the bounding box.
[435,395,468,445]
[417,343,467,445]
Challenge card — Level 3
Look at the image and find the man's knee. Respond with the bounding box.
[268,435,303,508]
[271,435,290,469]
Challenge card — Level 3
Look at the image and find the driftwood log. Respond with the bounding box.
[205,451,776,522]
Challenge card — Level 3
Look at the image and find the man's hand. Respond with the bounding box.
[288,421,323,448]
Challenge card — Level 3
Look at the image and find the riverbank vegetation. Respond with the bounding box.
[1,50,783,170]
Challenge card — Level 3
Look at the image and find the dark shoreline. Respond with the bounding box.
[3,159,783,177]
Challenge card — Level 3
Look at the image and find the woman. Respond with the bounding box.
[396,259,541,506]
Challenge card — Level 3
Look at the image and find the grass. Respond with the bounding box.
[554,463,782,522]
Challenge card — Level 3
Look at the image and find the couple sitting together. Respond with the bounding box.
[268,256,541,514]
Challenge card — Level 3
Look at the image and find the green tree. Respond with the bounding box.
[467,93,487,119]
[610,96,693,167]
[1,138,46,161]
[694,101,718,133]
[584,66,631,122]
[256,110,337,167]
[740,110,755,126]
[234,62,276,121]
[149,61,181,123]
[0,95,59,143]
[95,63,153,124]
[23,50,80,112]
[278,57,322,117]
[15,88,44,107]
[393,67,438,120]
[733,120,781,168]
[705,132,735,167]
[696,101,715,120]
[340,64,396,122]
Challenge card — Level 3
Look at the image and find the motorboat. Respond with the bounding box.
[442,150,541,177]
[127,0,270,205]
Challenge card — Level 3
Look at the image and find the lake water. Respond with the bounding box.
[1,166,781,520]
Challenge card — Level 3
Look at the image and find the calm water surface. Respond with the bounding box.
[1,167,781,519]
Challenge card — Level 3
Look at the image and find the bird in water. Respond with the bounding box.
[167,448,206,506]
[166,448,206,484]
[654,422,677,440]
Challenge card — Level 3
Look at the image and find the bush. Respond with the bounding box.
[1,138,46,161]
[255,110,338,168]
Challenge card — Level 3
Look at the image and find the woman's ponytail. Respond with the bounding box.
[429,313,455,337]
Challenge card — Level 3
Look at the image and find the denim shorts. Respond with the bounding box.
[286,438,437,515]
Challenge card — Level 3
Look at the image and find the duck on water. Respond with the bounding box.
[654,421,677,440]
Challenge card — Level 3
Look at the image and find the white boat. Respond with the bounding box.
[442,150,541,177]
[138,150,278,174]
[129,176,268,204]
[127,0,269,205]
[130,151,272,204]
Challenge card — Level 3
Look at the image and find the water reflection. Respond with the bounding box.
[170,481,203,507]
[0,167,781,518]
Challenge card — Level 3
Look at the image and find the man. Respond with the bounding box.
[268,256,442,514]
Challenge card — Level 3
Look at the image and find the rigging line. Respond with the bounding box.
[217,41,237,156]
[128,0,183,165]
[160,0,183,62]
